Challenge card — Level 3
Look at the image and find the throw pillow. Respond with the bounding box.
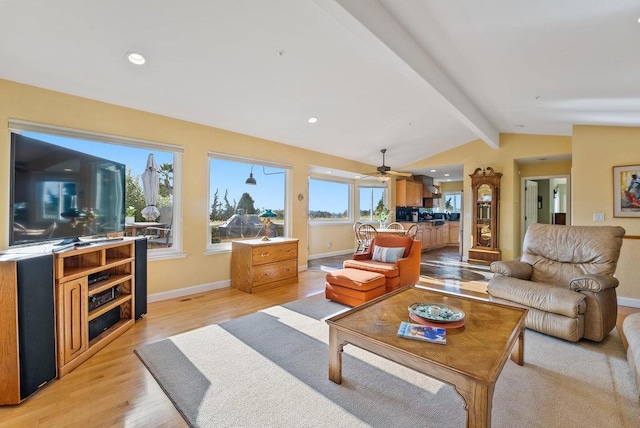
[372,245,406,263]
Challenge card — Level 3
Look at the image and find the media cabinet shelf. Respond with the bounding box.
[56,254,133,283]
[88,273,132,295]
[88,294,132,321]
[55,240,136,378]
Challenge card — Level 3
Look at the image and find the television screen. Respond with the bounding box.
[10,133,126,246]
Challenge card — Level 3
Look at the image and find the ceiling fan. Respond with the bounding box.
[363,149,412,181]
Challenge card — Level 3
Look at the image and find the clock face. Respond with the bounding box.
[477,184,492,201]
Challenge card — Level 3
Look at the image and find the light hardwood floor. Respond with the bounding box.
[0,269,637,427]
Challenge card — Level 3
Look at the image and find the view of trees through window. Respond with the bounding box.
[443,192,462,212]
[359,186,386,220]
[209,157,286,245]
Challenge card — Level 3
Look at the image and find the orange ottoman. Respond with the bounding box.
[325,268,386,307]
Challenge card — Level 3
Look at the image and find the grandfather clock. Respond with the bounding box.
[469,167,502,265]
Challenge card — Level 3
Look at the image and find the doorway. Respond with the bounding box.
[521,175,571,242]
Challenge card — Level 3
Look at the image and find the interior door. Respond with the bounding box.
[525,180,538,232]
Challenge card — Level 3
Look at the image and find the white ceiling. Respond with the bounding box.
[1,0,639,183]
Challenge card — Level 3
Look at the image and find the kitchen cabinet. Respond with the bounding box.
[399,222,451,251]
[396,179,423,207]
[448,222,460,244]
[469,167,502,264]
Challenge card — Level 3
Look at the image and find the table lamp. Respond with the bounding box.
[259,209,277,241]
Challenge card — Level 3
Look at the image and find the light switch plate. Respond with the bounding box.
[593,213,605,222]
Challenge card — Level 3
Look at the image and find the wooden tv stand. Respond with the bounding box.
[54,239,136,377]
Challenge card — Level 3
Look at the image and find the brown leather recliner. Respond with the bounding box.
[488,223,625,342]
[343,234,422,293]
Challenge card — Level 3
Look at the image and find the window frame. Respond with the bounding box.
[206,152,292,254]
[442,191,462,212]
[8,119,184,259]
[357,181,388,222]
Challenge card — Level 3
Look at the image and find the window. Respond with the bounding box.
[308,177,350,222]
[9,120,182,255]
[208,154,289,250]
[443,192,462,212]
[358,184,387,221]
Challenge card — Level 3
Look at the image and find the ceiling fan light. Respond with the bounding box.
[377,175,390,182]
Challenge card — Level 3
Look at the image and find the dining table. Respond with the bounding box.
[376,228,407,235]
[125,222,167,237]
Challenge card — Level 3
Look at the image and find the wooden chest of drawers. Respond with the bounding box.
[231,238,299,293]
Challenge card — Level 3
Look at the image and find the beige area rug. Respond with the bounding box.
[135,293,640,428]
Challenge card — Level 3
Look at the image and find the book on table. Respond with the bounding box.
[397,321,446,344]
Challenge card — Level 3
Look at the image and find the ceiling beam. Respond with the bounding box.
[313,0,500,148]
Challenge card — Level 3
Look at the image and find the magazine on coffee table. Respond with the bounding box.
[397,321,446,344]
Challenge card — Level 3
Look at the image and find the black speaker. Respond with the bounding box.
[134,238,147,319]
[16,255,57,400]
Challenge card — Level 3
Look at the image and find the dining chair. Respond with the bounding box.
[357,223,378,252]
[353,221,364,252]
[143,207,173,246]
[405,223,418,239]
[386,222,404,230]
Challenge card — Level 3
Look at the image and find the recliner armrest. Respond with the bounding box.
[570,274,619,292]
[352,253,371,261]
[490,260,533,280]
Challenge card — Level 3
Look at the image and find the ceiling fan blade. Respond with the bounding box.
[388,170,412,177]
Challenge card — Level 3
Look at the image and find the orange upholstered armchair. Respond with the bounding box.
[343,234,422,293]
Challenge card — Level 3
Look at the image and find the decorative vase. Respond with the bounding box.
[125,216,135,224]
[379,220,387,229]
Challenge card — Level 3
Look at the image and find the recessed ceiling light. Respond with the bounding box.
[126,52,146,65]
[325,170,332,174]
[308,117,318,124]
[444,173,450,177]
[430,169,436,173]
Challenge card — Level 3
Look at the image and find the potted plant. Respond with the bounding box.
[374,205,390,229]
[125,206,136,224]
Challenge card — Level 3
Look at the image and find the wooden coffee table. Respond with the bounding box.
[326,286,527,428]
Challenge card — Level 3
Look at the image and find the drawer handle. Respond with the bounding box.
[261,252,269,257]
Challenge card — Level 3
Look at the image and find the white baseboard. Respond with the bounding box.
[618,296,640,309]
[148,265,309,302]
[148,280,230,302]
[308,249,353,260]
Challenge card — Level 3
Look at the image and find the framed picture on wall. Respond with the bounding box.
[613,164,640,217]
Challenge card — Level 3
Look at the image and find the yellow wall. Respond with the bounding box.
[308,223,355,256]
[572,125,640,301]
[404,134,572,261]
[0,79,371,295]
[518,160,572,178]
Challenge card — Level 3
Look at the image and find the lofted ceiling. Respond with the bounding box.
[1,0,639,183]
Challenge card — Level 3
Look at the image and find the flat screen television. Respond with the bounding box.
[10,133,126,246]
